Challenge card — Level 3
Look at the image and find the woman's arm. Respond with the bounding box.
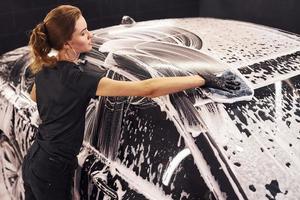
[30,83,37,102]
[96,75,205,98]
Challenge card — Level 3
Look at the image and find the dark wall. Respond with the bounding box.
[198,0,300,35]
[0,0,199,55]
[1,0,299,55]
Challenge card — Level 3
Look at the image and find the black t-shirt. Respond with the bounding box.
[34,60,106,162]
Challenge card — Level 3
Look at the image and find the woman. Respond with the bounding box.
[22,5,239,200]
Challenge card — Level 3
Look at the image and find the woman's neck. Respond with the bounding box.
[57,48,80,63]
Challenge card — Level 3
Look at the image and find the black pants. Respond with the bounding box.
[22,142,77,200]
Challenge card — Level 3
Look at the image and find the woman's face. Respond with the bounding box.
[67,15,93,53]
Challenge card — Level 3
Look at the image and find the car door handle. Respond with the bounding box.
[92,175,118,199]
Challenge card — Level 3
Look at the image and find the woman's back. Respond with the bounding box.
[35,60,105,161]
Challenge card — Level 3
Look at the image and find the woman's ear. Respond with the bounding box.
[64,42,75,52]
[62,42,69,50]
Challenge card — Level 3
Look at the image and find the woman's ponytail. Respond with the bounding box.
[29,22,56,74]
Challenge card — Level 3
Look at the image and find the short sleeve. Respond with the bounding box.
[66,66,107,99]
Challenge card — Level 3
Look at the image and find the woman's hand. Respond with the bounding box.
[199,73,241,92]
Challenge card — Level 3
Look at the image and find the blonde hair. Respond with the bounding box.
[29,5,81,74]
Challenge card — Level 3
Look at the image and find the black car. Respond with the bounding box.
[0,17,299,200]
